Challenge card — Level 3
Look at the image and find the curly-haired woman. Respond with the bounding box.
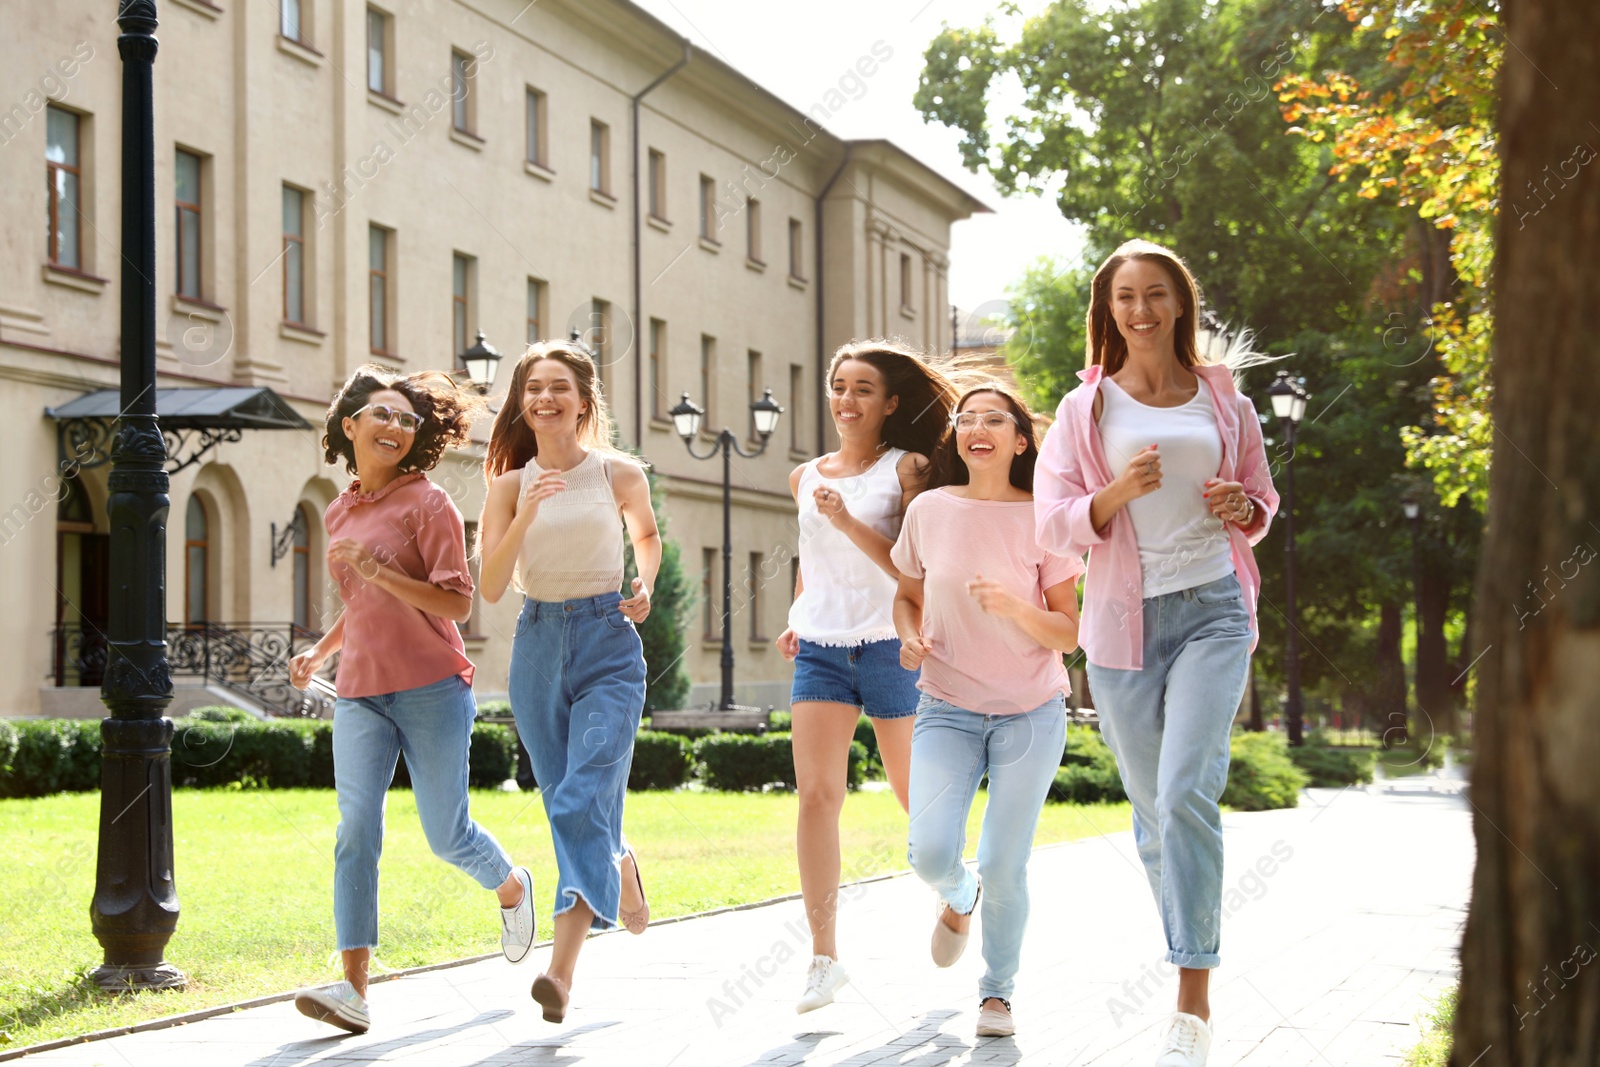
[288,365,536,1035]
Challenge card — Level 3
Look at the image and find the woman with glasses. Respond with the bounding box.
[891,384,1083,1040]
[288,366,536,1035]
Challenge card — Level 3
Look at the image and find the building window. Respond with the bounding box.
[701,547,719,640]
[648,149,666,220]
[451,50,474,134]
[525,88,547,167]
[788,218,805,280]
[590,120,610,195]
[282,185,307,325]
[748,551,765,641]
[746,198,762,263]
[700,334,715,429]
[649,318,666,421]
[590,297,612,389]
[461,520,481,636]
[292,504,313,631]
[366,7,391,95]
[175,148,203,300]
[185,496,210,627]
[369,224,391,354]
[900,252,914,311]
[789,363,805,453]
[281,0,305,41]
[699,175,717,241]
[526,277,546,344]
[452,253,473,357]
[746,349,763,440]
[46,106,83,270]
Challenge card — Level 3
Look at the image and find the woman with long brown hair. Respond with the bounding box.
[1035,240,1280,1066]
[773,339,960,1013]
[288,366,536,1035]
[478,340,659,1024]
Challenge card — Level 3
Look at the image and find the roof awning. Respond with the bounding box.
[46,386,315,473]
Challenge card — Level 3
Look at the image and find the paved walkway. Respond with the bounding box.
[21,779,1473,1067]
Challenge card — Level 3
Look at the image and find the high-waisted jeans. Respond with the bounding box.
[509,591,646,931]
[906,694,1067,1001]
[1086,572,1253,969]
[332,673,514,951]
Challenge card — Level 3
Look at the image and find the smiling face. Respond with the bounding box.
[520,357,588,437]
[954,391,1027,474]
[829,358,898,442]
[341,387,416,472]
[1110,257,1185,356]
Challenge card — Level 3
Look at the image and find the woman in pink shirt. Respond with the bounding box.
[1034,241,1280,1067]
[288,366,536,1035]
[891,384,1084,1041]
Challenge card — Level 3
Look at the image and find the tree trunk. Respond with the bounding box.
[1376,600,1407,746]
[1455,1,1600,1061]
[1247,660,1263,732]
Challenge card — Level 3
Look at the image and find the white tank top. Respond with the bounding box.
[1097,377,1234,597]
[787,447,907,645]
[515,450,626,601]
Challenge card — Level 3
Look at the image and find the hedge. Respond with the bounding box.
[1221,732,1310,811]
[1048,727,1127,803]
[628,731,694,791]
[1290,734,1376,787]
[695,732,867,792]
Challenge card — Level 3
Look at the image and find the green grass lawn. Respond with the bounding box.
[0,788,1129,1049]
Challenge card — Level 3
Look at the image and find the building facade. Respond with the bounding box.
[0,0,987,718]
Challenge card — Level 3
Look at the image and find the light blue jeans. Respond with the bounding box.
[332,673,514,951]
[906,694,1067,1001]
[509,592,646,931]
[1086,572,1253,969]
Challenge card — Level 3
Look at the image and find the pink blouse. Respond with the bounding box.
[324,471,475,698]
[1034,364,1279,670]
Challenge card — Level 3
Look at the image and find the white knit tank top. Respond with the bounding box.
[515,450,626,602]
[787,447,907,646]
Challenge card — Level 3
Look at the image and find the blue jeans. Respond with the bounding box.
[332,674,514,951]
[906,694,1067,1001]
[509,592,646,931]
[1086,572,1253,969]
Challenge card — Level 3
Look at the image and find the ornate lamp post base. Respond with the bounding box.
[90,962,188,993]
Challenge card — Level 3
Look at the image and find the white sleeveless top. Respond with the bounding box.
[1097,377,1234,597]
[787,447,907,645]
[515,450,626,602]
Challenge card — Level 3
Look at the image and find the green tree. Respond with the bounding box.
[623,467,692,712]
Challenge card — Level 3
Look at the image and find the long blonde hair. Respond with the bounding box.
[483,340,640,483]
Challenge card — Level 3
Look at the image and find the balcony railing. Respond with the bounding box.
[48,622,335,718]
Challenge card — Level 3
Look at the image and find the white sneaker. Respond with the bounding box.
[1155,1012,1212,1066]
[500,866,537,964]
[795,954,849,1013]
[294,980,370,1034]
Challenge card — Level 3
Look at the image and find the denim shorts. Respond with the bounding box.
[791,637,920,720]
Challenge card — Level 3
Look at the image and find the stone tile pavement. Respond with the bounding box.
[16,778,1473,1067]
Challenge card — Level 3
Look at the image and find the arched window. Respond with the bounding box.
[292,504,313,630]
[185,496,210,627]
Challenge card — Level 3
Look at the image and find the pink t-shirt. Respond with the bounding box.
[324,472,475,699]
[891,488,1085,715]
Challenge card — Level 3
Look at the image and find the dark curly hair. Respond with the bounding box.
[826,339,964,461]
[927,384,1040,494]
[322,364,485,476]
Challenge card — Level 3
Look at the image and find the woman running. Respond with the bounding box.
[289,366,536,1035]
[892,384,1083,1040]
[479,339,658,1024]
[1036,240,1279,1067]
[774,339,959,1013]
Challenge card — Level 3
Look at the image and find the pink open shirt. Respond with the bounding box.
[324,471,475,699]
[1034,363,1280,671]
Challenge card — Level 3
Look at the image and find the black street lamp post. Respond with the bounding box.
[1400,497,1423,745]
[1268,370,1309,747]
[669,390,783,710]
[90,0,186,992]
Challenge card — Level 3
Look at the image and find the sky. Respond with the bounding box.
[629,0,1081,319]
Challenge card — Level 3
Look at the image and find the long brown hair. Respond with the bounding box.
[927,384,1040,493]
[323,365,483,476]
[1086,239,1205,375]
[827,339,962,460]
[484,340,639,483]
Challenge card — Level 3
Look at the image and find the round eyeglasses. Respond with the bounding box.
[350,402,424,433]
[951,410,1016,432]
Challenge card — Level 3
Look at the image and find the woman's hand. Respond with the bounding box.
[1203,478,1253,526]
[327,538,380,579]
[289,647,325,690]
[619,576,652,623]
[899,631,932,671]
[813,484,853,529]
[518,468,567,525]
[775,628,800,661]
[1112,444,1163,501]
[967,574,1025,620]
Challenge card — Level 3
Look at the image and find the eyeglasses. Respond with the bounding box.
[350,403,424,433]
[951,410,1017,432]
